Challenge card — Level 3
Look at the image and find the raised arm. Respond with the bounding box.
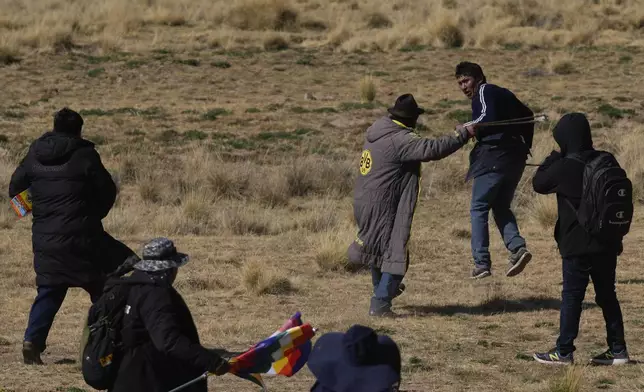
[395,127,471,163]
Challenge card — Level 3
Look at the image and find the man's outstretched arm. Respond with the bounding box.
[396,126,473,163]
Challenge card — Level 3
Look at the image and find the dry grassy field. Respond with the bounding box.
[1,1,644,391]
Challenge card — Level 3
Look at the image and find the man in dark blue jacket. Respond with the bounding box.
[455,62,534,279]
[9,108,135,365]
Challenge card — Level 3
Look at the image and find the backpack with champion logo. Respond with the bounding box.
[567,150,633,241]
[81,277,133,390]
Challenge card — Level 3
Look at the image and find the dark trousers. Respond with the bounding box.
[556,253,627,355]
[470,163,526,268]
[24,281,104,352]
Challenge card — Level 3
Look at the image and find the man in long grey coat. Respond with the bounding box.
[348,94,475,317]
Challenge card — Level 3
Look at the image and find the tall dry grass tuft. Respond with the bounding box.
[549,366,584,392]
[313,222,355,272]
[435,22,464,48]
[527,194,558,229]
[548,52,577,75]
[225,0,298,31]
[359,75,376,103]
[241,260,294,295]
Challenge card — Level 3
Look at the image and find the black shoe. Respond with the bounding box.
[590,348,630,366]
[393,283,405,298]
[23,341,44,365]
[506,247,532,277]
[471,266,491,279]
[533,348,573,365]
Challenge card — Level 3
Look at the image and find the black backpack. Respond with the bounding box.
[567,151,633,241]
[81,277,133,390]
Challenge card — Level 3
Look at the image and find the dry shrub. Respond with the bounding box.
[359,75,376,103]
[137,174,162,203]
[365,12,392,29]
[549,366,584,392]
[527,195,558,229]
[313,223,354,272]
[249,172,290,207]
[144,7,187,26]
[0,206,14,230]
[298,199,340,233]
[103,204,141,236]
[327,24,352,47]
[434,22,464,48]
[208,164,251,199]
[262,34,289,51]
[616,127,644,202]
[284,156,354,197]
[241,260,294,295]
[116,155,140,185]
[226,0,298,31]
[548,52,577,75]
[219,204,282,236]
[424,160,469,196]
[0,46,21,66]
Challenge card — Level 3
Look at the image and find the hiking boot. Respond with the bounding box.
[533,348,573,365]
[22,341,44,365]
[506,247,532,277]
[590,349,630,366]
[470,266,491,280]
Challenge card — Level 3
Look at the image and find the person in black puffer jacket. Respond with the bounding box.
[109,238,230,392]
[8,108,136,365]
[531,113,629,366]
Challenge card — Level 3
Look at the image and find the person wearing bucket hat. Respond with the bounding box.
[348,93,476,317]
[308,324,402,392]
[108,237,231,392]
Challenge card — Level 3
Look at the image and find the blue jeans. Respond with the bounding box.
[24,282,104,351]
[470,164,526,268]
[557,253,626,355]
[370,266,403,311]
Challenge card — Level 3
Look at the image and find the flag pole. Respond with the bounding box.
[167,372,209,392]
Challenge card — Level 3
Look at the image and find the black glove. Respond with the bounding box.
[208,354,230,376]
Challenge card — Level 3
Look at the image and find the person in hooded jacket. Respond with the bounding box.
[347,94,475,317]
[531,113,629,366]
[109,237,230,392]
[8,108,136,365]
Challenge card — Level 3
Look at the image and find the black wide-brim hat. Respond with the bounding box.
[387,93,425,118]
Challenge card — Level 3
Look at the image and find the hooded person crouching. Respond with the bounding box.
[109,238,230,392]
[347,94,475,317]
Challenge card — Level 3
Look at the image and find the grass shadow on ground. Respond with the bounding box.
[402,296,597,316]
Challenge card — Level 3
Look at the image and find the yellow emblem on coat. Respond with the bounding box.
[359,150,373,175]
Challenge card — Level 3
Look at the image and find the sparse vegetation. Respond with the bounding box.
[549,366,584,392]
[1,7,644,392]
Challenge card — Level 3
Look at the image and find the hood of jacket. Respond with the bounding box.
[32,131,94,165]
[366,116,409,143]
[552,113,594,156]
